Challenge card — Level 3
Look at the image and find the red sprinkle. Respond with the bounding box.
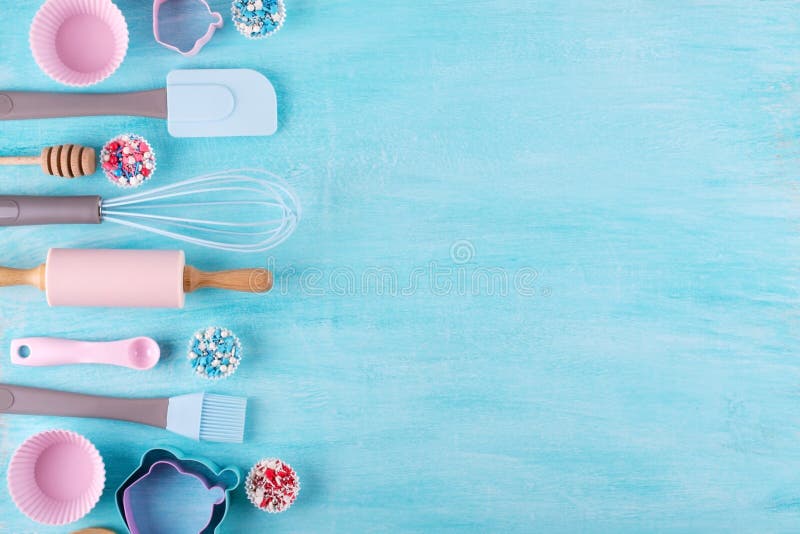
[100,133,156,188]
[246,458,299,513]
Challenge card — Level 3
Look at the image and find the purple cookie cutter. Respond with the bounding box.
[117,448,240,534]
[153,0,223,56]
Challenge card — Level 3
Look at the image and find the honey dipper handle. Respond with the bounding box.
[0,264,46,290]
[0,145,96,178]
[0,155,39,166]
[183,266,273,294]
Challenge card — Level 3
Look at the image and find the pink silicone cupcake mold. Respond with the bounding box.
[30,0,129,87]
[7,429,106,525]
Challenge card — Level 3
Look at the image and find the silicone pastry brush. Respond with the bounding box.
[0,143,95,177]
[0,169,300,252]
[0,248,272,308]
[0,384,247,443]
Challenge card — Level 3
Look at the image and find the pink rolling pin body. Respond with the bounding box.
[46,248,185,308]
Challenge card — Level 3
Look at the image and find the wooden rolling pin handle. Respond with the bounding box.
[183,266,273,294]
[0,264,46,290]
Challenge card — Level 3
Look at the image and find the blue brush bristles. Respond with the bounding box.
[166,392,247,443]
[200,393,247,443]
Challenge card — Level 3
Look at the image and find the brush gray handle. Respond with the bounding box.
[0,195,101,225]
[0,383,167,428]
[0,89,168,120]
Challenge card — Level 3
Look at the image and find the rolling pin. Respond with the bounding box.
[0,248,272,308]
[0,144,96,177]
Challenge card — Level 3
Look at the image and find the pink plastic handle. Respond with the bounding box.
[10,337,160,370]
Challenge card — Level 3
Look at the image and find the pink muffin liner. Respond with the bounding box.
[30,0,129,87]
[7,429,106,525]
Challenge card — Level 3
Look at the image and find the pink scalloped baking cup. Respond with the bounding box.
[30,0,129,87]
[7,429,106,525]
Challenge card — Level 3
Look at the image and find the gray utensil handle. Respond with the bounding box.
[0,195,101,225]
[0,89,168,120]
[0,384,167,428]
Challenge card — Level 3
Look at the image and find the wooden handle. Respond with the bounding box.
[0,155,40,166]
[0,264,46,290]
[183,266,273,293]
[0,144,95,178]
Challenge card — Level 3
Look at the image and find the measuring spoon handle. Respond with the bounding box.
[10,337,158,369]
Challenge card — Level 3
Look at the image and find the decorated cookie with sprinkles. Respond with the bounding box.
[188,326,242,380]
[246,458,300,513]
[231,0,285,39]
[101,133,156,188]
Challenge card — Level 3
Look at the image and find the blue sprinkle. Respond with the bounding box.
[234,0,283,38]
[188,327,242,379]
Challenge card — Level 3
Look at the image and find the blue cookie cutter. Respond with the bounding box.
[116,447,240,534]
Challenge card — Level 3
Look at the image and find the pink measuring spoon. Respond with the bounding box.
[10,336,160,370]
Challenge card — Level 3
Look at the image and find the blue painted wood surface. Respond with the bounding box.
[1,0,799,532]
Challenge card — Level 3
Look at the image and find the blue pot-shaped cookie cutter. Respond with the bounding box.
[116,447,240,534]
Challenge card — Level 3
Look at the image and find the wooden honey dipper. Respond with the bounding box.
[0,144,95,178]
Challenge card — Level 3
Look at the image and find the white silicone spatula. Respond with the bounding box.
[10,336,160,370]
[0,69,277,137]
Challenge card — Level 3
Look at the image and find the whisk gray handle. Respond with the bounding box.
[0,195,101,226]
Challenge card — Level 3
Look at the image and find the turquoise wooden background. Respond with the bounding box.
[1,0,799,532]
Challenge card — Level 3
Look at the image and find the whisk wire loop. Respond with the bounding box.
[99,169,300,252]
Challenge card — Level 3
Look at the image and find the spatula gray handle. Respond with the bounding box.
[0,383,168,428]
[0,89,168,120]
[0,195,101,225]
